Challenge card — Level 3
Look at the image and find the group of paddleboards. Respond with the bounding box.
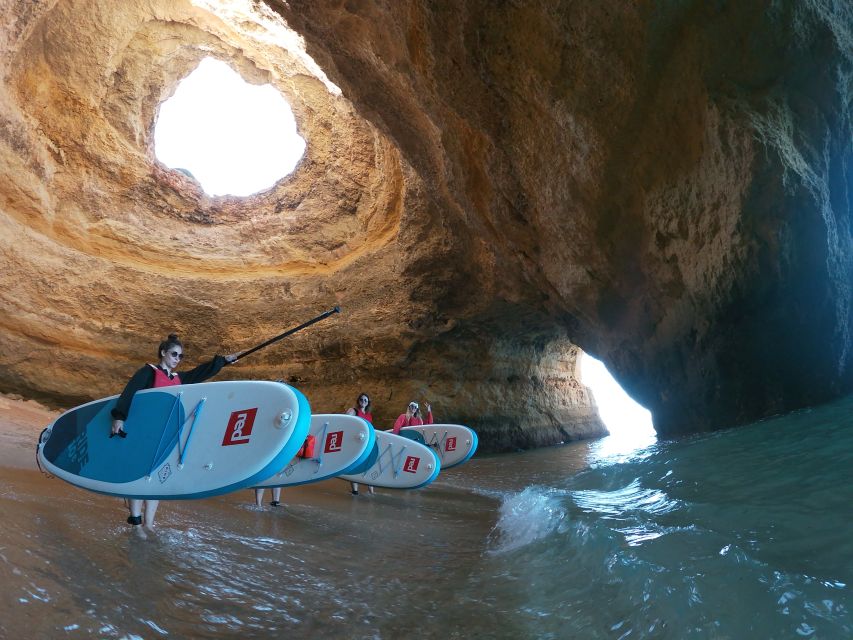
[37,379,477,499]
[35,307,481,502]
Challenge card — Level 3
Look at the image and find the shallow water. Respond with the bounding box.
[2,397,852,639]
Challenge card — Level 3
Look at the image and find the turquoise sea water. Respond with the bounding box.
[1,396,852,639]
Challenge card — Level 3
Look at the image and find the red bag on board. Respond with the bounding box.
[296,434,316,459]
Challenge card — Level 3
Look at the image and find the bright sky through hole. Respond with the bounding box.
[580,352,655,438]
[154,57,305,197]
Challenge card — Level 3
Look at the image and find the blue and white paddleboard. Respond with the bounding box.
[253,414,375,488]
[338,429,440,489]
[37,380,311,500]
[400,424,478,468]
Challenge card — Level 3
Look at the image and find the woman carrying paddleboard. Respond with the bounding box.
[346,392,375,496]
[391,401,433,434]
[111,333,239,532]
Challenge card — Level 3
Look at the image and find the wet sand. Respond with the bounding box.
[0,393,59,470]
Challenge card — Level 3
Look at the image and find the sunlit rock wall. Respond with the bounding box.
[0,0,602,451]
[1,0,851,446]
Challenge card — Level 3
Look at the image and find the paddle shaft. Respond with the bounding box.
[229,306,341,363]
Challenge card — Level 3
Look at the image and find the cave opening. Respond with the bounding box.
[580,352,655,441]
[153,57,306,197]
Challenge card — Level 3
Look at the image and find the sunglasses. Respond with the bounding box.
[359,397,369,403]
[168,350,184,360]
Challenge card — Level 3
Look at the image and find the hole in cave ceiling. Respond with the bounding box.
[154,57,306,197]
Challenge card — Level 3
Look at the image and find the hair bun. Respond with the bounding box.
[167,333,180,341]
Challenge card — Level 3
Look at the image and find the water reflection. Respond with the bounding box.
[588,430,658,467]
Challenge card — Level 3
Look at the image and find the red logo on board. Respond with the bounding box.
[445,437,457,452]
[222,408,258,446]
[324,431,344,453]
[403,456,420,473]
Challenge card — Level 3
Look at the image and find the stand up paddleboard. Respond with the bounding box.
[339,429,440,489]
[37,380,311,500]
[400,424,478,468]
[253,414,375,488]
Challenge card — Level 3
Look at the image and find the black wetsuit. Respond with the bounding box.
[110,356,228,420]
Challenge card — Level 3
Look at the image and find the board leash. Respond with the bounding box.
[35,428,54,478]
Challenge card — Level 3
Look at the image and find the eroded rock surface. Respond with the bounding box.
[1,1,851,448]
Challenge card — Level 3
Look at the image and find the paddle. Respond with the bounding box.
[227,306,341,364]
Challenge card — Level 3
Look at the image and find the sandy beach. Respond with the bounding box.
[0,393,59,470]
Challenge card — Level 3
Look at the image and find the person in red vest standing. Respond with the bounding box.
[110,333,239,534]
[346,392,375,496]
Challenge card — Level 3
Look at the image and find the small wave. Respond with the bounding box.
[486,487,568,554]
[572,478,680,518]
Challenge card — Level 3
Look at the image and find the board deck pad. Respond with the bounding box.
[339,429,440,489]
[254,413,375,488]
[38,380,310,499]
[400,424,478,468]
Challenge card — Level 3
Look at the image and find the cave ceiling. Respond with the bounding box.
[1,0,851,449]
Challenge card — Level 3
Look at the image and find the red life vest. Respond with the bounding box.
[148,364,182,388]
[355,408,373,424]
